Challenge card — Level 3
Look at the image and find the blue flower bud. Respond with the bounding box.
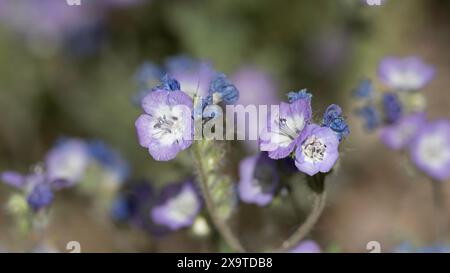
[322,104,350,141]
[382,92,402,124]
[209,73,239,104]
[152,74,181,92]
[287,89,312,103]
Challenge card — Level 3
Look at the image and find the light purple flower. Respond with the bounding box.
[238,153,279,206]
[378,57,435,90]
[45,139,90,187]
[151,181,202,231]
[135,90,193,161]
[295,124,340,176]
[0,171,26,188]
[1,170,58,211]
[379,112,426,150]
[260,99,312,159]
[231,66,279,107]
[290,240,322,253]
[410,120,450,181]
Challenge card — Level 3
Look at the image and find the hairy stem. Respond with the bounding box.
[272,174,327,253]
[192,142,246,253]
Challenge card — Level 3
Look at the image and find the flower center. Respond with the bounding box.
[302,135,327,163]
[151,106,186,145]
[418,133,450,169]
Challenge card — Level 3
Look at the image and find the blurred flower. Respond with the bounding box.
[151,180,202,231]
[289,240,321,253]
[352,78,373,99]
[378,57,435,91]
[322,104,350,141]
[45,138,90,188]
[111,182,166,234]
[356,104,380,131]
[0,171,26,188]
[1,170,64,212]
[231,66,279,107]
[238,153,279,206]
[27,183,54,212]
[295,124,340,176]
[410,120,450,181]
[135,90,193,161]
[209,73,240,104]
[133,62,164,105]
[382,92,403,124]
[111,195,132,222]
[165,56,216,98]
[135,62,163,87]
[379,112,426,150]
[88,140,130,182]
[260,98,312,159]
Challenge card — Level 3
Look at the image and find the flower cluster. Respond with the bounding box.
[1,138,129,212]
[134,57,239,161]
[259,90,349,176]
[354,56,450,181]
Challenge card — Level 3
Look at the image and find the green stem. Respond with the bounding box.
[192,142,246,253]
[271,174,327,253]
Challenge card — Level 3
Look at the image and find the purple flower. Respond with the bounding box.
[260,98,312,159]
[134,61,163,87]
[45,138,90,187]
[112,182,169,235]
[322,104,350,141]
[378,57,435,90]
[295,124,340,176]
[410,120,450,181]
[88,140,130,182]
[27,183,54,211]
[231,66,279,107]
[0,171,26,188]
[379,112,426,150]
[1,171,58,211]
[165,56,216,98]
[382,92,403,124]
[135,90,193,161]
[238,153,279,206]
[151,181,202,231]
[289,240,322,253]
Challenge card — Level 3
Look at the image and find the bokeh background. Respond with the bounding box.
[0,0,450,252]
